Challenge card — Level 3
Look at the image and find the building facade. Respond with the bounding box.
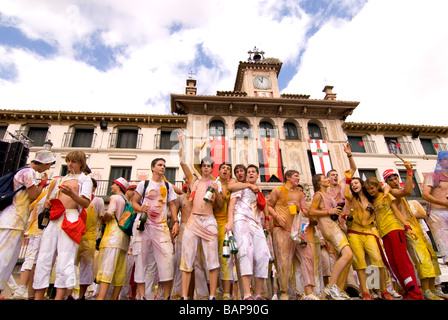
[1,48,447,204]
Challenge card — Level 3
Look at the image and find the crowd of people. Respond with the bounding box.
[0,135,448,301]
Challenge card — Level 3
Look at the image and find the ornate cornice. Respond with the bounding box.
[170,94,359,120]
[342,122,448,135]
[0,109,187,126]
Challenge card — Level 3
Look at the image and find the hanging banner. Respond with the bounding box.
[210,136,229,178]
[260,137,284,182]
[309,139,332,175]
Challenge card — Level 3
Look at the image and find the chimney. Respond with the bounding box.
[323,85,336,100]
[185,78,197,95]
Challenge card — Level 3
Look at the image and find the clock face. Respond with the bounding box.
[253,76,271,90]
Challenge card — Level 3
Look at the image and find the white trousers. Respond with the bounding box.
[33,211,79,290]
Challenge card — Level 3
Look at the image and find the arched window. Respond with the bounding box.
[235,120,250,138]
[259,121,276,138]
[308,123,323,140]
[284,122,299,140]
[209,120,225,137]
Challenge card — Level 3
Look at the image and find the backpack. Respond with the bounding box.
[115,194,136,236]
[0,166,30,211]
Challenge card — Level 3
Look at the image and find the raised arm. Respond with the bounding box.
[343,143,357,176]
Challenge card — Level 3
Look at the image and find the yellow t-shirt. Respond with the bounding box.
[373,193,403,238]
[214,187,230,226]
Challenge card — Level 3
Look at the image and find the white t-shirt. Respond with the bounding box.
[231,188,262,229]
[136,180,177,224]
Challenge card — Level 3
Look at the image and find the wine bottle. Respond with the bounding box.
[137,212,147,231]
[203,186,215,202]
[228,231,238,254]
[222,233,230,258]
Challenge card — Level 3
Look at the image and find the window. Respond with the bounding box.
[398,170,422,198]
[308,123,323,140]
[284,122,299,140]
[164,168,176,185]
[420,138,437,155]
[358,169,377,180]
[347,136,366,153]
[209,120,225,137]
[27,127,48,146]
[117,129,138,148]
[385,137,401,154]
[0,126,7,140]
[71,128,95,148]
[159,130,179,150]
[259,121,276,138]
[235,121,250,139]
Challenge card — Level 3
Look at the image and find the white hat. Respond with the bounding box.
[113,177,129,193]
[34,150,56,164]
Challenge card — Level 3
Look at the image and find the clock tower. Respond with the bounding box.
[233,47,282,98]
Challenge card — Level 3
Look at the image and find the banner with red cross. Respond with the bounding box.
[309,139,332,175]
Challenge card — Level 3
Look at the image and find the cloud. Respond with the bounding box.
[0,0,445,127]
[284,0,448,126]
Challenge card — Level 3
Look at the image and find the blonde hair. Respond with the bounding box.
[364,177,384,193]
[65,151,87,172]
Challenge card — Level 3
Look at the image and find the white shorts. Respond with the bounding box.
[234,220,270,279]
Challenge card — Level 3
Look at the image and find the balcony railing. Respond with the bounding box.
[108,132,143,149]
[62,132,97,148]
[154,133,179,150]
[386,141,414,155]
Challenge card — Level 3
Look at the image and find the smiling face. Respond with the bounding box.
[365,184,380,198]
[350,179,363,194]
[287,172,300,186]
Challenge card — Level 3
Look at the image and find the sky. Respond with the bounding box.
[0,0,447,126]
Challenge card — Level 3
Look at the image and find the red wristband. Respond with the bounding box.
[407,169,414,176]
[345,177,352,184]
[39,180,48,188]
[404,225,412,231]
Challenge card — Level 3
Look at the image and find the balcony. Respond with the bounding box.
[62,131,97,148]
[108,132,143,149]
[154,133,179,150]
[385,139,414,155]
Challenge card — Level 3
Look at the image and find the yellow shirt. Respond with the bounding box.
[397,197,424,237]
[373,193,403,238]
[214,187,230,225]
